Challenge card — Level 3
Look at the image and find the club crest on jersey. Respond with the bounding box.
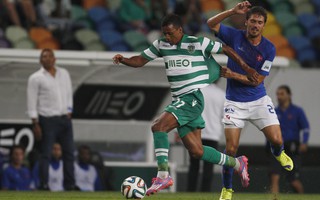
[187,43,195,54]
[257,55,263,62]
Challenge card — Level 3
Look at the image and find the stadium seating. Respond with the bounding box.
[88,7,112,25]
[83,0,106,10]
[5,26,29,44]
[75,29,105,51]
[0,0,319,65]
[147,30,161,44]
[123,30,149,52]
[200,0,224,12]
[99,30,123,47]
[29,27,60,50]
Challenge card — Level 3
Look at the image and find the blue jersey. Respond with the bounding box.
[217,24,276,102]
[1,165,33,190]
[275,104,310,143]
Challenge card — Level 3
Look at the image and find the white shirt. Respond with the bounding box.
[27,66,73,118]
[48,160,64,191]
[200,84,225,141]
[74,162,98,191]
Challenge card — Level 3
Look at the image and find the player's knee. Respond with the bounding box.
[151,119,164,132]
[188,147,203,159]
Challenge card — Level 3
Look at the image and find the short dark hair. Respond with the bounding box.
[161,14,183,28]
[278,85,292,95]
[40,48,54,57]
[246,6,268,23]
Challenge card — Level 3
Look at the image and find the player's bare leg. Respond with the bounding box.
[270,174,280,194]
[263,125,294,171]
[146,112,177,196]
[291,179,304,193]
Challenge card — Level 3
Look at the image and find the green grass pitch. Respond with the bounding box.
[0,192,320,200]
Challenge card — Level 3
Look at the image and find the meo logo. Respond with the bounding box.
[166,59,190,68]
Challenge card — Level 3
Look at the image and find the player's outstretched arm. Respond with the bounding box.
[221,44,259,83]
[207,1,251,33]
[221,66,265,87]
[113,54,149,68]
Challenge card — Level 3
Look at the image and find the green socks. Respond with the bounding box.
[201,145,237,168]
[153,132,169,171]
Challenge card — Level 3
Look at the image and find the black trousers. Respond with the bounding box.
[38,115,75,190]
[187,139,218,192]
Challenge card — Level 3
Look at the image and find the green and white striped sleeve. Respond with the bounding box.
[141,40,161,61]
[202,37,223,58]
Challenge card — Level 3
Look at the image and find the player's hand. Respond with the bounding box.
[220,66,233,78]
[233,1,251,15]
[67,112,72,119]
[32,123,42,141]
[113,54,124,64]
[246,68,259,84]
[299,143,308,153]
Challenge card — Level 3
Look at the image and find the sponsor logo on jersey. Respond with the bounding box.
[224,107,235,113]
[238,46,245,52]
[187,43,195,54]
[166,59,191,68]
[261,60,272,72]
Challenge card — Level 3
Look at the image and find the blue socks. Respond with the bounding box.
[270,144,284,157]
[222,150,234,189]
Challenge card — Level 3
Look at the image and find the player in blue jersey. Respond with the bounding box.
[207,2,294,199]
[269,85,310,194]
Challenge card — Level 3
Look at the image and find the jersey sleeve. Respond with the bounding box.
[141,40,161,61]
[202,37,223,58]
[298,108,310,144]
[257,45,276,76]
[217,24,239,46]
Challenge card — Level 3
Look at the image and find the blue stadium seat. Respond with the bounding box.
[298,14,320,30]
[296,48,317,63]
[312,0,320,15]
[109,42,130,51]
[287,36,312,50]
[88,7,111,24]
[307,26,320,39]
[99,30,124,47]
[96,20,116,32]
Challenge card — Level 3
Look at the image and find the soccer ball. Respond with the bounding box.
[121,176,147,199]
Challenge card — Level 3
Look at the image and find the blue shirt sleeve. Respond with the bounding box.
[217,24,239,46]
[298,108,310,143]
[256,44,276,76]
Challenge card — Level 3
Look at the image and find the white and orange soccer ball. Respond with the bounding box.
[121,176,147,199]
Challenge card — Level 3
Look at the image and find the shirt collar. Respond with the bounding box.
[40,66,58,75]
[176,34,188,49]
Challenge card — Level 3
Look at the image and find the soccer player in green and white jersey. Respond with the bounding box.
[113,14,254,196]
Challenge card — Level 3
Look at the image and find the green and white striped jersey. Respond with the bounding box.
[141,34,222,97]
